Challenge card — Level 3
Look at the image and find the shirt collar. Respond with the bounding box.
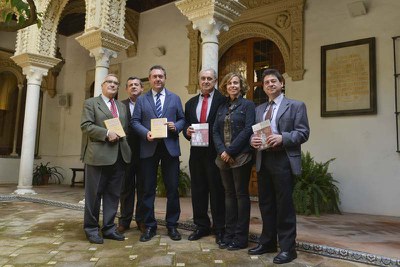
[270,93,284,106]
[152,88,165,97]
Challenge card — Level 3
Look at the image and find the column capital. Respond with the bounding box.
[11,53,61,86]
[76,29,133,54]
[89,47,117,68]
[176,0,246,35]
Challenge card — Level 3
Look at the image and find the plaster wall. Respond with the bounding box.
[285,0,400,216]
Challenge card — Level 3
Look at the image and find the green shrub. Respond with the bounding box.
[293,151,341,216]
[32,162,64,185]
[156,163,191,197]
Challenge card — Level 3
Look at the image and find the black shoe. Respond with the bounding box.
[273,250,297,264]
[86,234,104,244]
[188,229,210,241]
[167,227,182,241]
[140,227,156,242]
[103,231,125,241]
[227,241,247,251]
[215,232,224,245]
[248,244,278,255]
[219,241,229,249]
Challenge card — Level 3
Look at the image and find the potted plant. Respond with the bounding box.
[32,162,64,185]
[156,163,191,197]
[293,151,341,216]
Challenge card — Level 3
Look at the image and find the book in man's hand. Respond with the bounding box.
[191,123,209,147]
[151,118,168,138]
[252,120,272,151]
[104,118,126,137]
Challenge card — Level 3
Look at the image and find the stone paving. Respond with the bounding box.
[1,184,400,266]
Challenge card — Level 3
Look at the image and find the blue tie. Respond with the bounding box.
[155,93,162,118]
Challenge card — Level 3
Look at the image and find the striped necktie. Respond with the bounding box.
[155,93,162,118]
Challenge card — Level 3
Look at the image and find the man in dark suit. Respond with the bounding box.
[183,68,225,244]
[81,74,131,244]
[248,69,310,264]
[132,65,185,242]
[118,77,145,234]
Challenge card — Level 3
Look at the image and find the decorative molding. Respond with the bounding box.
[124,8,139,58]
[76,28,134,54]
[0,50,24,85]
[186,24,201,94]
[11,53,62,72]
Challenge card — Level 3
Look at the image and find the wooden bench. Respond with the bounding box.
[70,167,85,187]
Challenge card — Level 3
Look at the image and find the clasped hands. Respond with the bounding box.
[251,134,283,149]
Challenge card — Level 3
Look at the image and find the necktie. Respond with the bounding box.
[155,93,162,118]
[200,93,209,123]
[264,101,274,121]
[110,99,118,118]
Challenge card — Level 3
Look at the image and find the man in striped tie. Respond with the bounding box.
[132,65,185,242]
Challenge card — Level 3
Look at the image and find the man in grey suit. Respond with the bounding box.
[248,69,310,264]
[132,65,185,242]
[81,74,131,244]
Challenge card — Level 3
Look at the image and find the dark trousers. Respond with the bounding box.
[119,159,143,228]
[219,161,252,246]
[141,141,181,229]
[84,157,126,236]
[257,150,296,251]
[189,151,225,233]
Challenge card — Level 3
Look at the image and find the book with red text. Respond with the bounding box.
[191,123,209,147]
[252,120,272,150]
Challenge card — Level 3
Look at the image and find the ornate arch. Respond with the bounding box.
[219,22,290,70]
[0,50,24,85]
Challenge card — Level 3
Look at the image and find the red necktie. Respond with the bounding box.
[200,94,209,123]
[110,99,118,118]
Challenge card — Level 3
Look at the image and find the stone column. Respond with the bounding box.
[176,0,246,73]
[11,53,61,194]
[11,84,24,156]
[76,29,133,96]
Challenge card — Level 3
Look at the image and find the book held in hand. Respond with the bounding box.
[151,118,168,138]
[191,123,209,147]
[252,120,272,151]
[104,118,126,137]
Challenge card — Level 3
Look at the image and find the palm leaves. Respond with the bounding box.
[293,151,341,216]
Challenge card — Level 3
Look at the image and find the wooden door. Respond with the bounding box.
[218,38,285,197]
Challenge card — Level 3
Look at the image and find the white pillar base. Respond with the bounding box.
[14,188,37,195]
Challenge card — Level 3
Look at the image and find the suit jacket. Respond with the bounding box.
[183,89,225,158]
[254,96,310,175]
[81,95,131,166]
[132,88,185,158]
[122,98,140,163]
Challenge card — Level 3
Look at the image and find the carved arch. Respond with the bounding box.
[0,51,25,85]
[219,22,290,71]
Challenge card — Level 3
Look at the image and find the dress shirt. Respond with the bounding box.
[129,99,135,116]
[101,94,119,117]
[196,89,215,122]
[263,93,283,134]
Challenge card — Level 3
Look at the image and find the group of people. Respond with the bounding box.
[80,65,310,264]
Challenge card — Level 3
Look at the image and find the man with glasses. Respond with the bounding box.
[81,74,131,244]
[183,68,225,244]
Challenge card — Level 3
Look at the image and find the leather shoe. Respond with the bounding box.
[140,227,156,242]
[117,225,129,234]
[215,232,224,245]
[188,229,210,241]
[273,250,297,264]
[218,241,229,249]
[103,231,125,241]
[227,241,247,251]
[248,244,277,255]
[167,227,182,241]
[86,234,104,244]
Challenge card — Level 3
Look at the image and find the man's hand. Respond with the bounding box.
[251,136,262,149]
[165,121,176,132]
[186,126,195,138]
[220,151,233,163]
[107,131,119,142]
[147,131,155,142]
[267,134,283,147]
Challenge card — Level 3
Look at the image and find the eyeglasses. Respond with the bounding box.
[200,77,215,81]
[104,80,120,86]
